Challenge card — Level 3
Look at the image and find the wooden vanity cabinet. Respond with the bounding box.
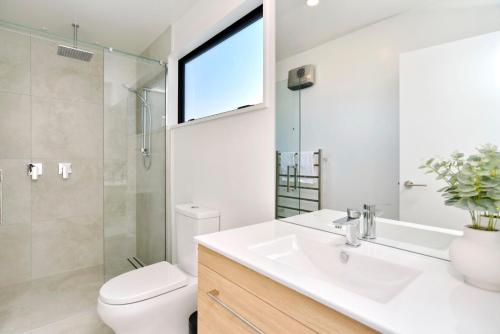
[197,245,377,334]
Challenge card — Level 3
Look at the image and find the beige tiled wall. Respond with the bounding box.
[29,35,104,279]
[0,28,34,297]
[0,28,30,95]
[30,37,103,104]
[0,27,104,286]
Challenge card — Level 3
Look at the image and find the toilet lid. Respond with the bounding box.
[99,262,188,305]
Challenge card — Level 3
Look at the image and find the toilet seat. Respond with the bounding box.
[99,262,188,305]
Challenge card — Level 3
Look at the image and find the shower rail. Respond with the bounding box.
[275,150,322,219]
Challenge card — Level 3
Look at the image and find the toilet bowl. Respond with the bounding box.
[97,204,220,334]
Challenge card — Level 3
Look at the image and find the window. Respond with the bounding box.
[178,5,264,123]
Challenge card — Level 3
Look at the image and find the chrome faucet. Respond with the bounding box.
[362,204,377,239]
[334,208,361,247]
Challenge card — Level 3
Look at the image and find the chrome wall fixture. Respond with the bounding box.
[123,84,152,169]
[27,163,43,180]
[58,162,72,179]
[124,84,165,170]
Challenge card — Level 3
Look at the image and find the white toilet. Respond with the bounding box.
[97,204,220,334]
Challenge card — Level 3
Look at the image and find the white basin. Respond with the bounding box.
[283,209,462,259]
[249,234,421,303]
[376,220,458,250]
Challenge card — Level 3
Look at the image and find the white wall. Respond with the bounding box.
[399,30,500,229]
[168,0,275,243]
[141,27,172,62]
[276,0,500,219]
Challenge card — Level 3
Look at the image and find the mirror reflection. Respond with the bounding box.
[275,0,500,259]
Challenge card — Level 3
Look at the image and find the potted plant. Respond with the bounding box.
[420,144,500,291]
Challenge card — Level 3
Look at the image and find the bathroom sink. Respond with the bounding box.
[376,221,459,250]
[249,235,421,303]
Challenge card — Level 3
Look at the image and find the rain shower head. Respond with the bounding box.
[57,23,94,62]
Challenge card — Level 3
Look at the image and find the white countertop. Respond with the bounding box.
[196,220,500,334]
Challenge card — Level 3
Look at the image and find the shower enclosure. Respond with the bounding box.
[0,21,167,332]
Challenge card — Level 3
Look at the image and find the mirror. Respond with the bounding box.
[275,0,500,259]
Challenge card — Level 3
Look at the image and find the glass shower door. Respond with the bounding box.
[103,51,167,280]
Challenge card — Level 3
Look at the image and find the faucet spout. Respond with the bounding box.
[362,204,377,239]
[334,208,361,247]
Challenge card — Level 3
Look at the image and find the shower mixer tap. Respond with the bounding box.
[27,163,43,180]
[58,163,72,180]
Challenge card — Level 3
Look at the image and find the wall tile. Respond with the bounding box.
[136,192,165,265]
[104,100,129,160]
[0,224,31,288]
[104,233,135,281]
[31,160,101,222]
[0,28,30,95]
[0,92,31,159]
[0,159,31,225]
[31,97,102,160]
[30,36,103,104]
[31,215,103,278]
[103,185,127,218]
[103,159,127,186]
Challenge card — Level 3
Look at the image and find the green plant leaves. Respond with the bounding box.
[421,144,500,230]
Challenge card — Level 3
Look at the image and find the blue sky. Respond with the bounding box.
[184,18,264,120]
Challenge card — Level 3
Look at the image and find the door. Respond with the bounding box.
[399,31,500,230]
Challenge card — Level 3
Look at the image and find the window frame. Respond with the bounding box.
[177,4,264,124]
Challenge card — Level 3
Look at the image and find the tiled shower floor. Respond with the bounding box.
[0,266,112,334]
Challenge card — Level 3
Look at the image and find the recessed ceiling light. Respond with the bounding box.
[306,0,319,7]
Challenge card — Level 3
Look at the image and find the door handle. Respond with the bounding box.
[404,180,427,188]
[206,289,264,334]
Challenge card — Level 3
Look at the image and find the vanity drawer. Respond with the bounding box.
[198,263,314,333]
[199,245,377,334]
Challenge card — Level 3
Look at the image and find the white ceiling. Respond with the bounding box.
[0,0,198,56]
[277,0,424,60]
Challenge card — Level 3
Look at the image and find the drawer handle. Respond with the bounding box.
[206,289,264,334]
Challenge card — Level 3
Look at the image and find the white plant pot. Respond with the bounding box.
[449,226,500,291]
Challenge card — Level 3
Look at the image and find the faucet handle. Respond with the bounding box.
[362,204,376,212]
[347,208,361,220]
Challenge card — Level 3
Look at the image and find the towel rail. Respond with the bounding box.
[276,205,313,213]
[278,174,318,179]
[277,194,319,203]
[276,149,322,219]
